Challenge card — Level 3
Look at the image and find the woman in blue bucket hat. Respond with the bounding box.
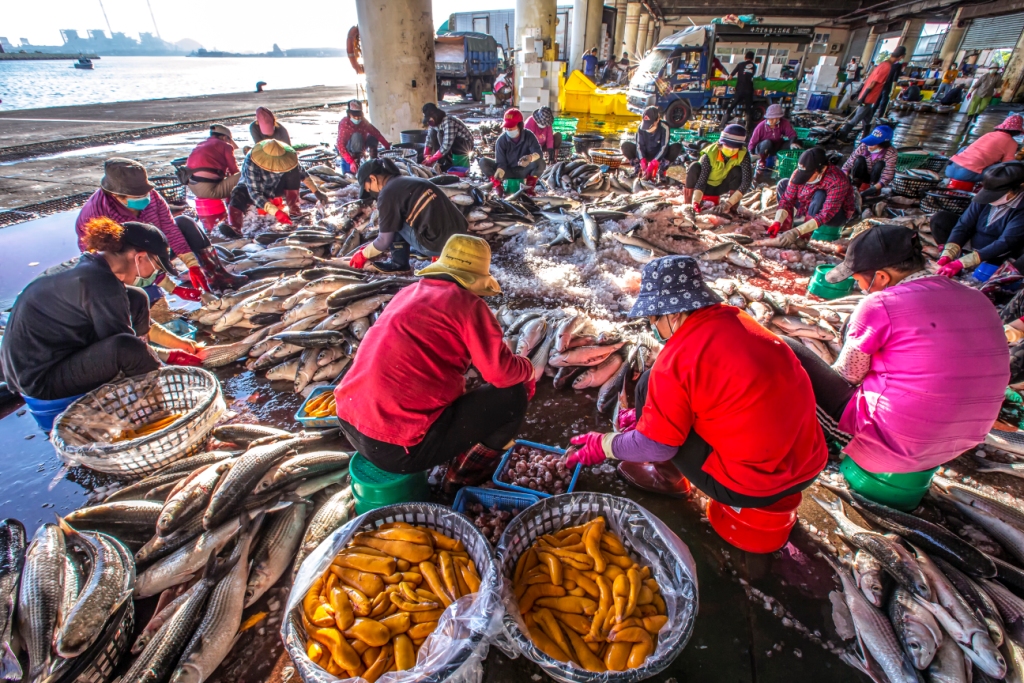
[567,256,827,506]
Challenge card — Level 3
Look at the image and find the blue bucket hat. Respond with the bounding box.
[861,125,893,146]
[628,256,722,318]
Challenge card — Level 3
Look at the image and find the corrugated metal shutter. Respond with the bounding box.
[960,14,1024,51]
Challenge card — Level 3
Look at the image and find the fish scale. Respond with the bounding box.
[245,502,307,608]
[292,487,354,579]
[204,439,301,529]
[0,520,25,681]
[18,523,65,683]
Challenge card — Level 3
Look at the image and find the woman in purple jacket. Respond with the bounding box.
[748,104,799,174]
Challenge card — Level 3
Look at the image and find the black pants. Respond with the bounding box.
[840,102,875,141]
[346,132,381,160]
[425,129,470,171]
[930,210,960,246]
[546,133,564,162]
[754,138,789,159]
[685,162,743,195]
[848,156,886,187]
[634,370,818,507]
[782,337,855,445]
[477,157,546,180]
[37,287,160,400]
[722,92,755,134]
[620,141,683,166]
[175,215,210,254]
[338,383,529,474]
[776,179,848,227]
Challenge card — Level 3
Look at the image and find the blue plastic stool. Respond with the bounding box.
[23,393,85,431]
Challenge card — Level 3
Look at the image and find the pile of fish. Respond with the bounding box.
[814,476,1024,683]
[2,424,357,683]
[540,158,639,196]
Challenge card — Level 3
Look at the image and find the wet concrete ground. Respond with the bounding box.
[0,104,1022,682]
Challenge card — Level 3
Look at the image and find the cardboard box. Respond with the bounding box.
[533,39,544,56]
[520,51,539,64]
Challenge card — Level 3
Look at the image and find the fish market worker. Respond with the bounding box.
[525,107,561,165]
[841,125,897,198]
[683,124,752,215]
[76,157,241,299]
[335,234,536,492]
[246,107,328,217]
[566,255,826,504]
[348,159,468,273]
[335,99,391,173]
[788,225,1007,479]
[478,109,545,196]
[946,114,1022,184]
[185,124,240,200]
[747,104,799,175]
[768,147,856,246]
[0,219,201,401]
[421,103,474,171]
[621,107,682,182]
[935,162,1024,277]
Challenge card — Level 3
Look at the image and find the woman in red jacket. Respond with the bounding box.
[335,234,536,492]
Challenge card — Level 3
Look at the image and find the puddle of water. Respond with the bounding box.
[0,211,81,310]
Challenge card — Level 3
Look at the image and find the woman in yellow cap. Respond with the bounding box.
[225,139,328,234]
[335,234,536,491]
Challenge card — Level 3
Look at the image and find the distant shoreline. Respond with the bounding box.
[0,53,99,61]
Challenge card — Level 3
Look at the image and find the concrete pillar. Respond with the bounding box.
[861,27,879,66]
[647,21,658,52]
[584,0,604,64]
[613,0,627,59]
[569,0,588,71]
[1001,27,1024,102]
[636,13,649,58]
[940,8,967,70]
[898,18,926,57]
[355,0,435,141]
[623,1,641,60]
[515,0,557,57]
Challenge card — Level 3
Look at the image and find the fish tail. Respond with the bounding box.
[810,493,843,517]
[0,643,22,681]
[55,514,79,539]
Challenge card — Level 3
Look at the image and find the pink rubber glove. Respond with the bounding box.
[349,246,372,270]
[616,408,637,433]
[566,432,608,468]
[424,153,441,166]
[524,377,536,401]
[936,255,952,267]
[166,350,202,367]
[766,221,782,238]
[639,159,649,175]
[647,160,660,179]
[172,286,202,302]
[937,260,964,278]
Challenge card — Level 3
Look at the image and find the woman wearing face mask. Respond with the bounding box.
[525,107,562,165]
[946,115,1022,184]
[0,218,202,401]
[620,107,682,182]
[348,159,468,273]
[769,147,857,247]
[936,161,1024,277]
[565,256,826,504]
[478,109,545,196]
[841,125,898,198]
[747,104,798,175]
[786,225,1007,480]
[335,99,391,173]
[683,124,752,215]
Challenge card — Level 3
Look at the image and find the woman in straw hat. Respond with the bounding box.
[335,234,536,492]
[226,139,328,234]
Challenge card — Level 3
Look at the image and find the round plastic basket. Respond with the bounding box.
[922,155,949,172]
[150,175,186,204]
[494,493,698,683]
[573,134,605,155]
[299,149,338,170]
[896,152,930,172]
[283,502,499,683]
[890,173,939,199]
[589,148,625,169]
[51,367,225,477]
[922,189,974,214]
[379,147,418,162]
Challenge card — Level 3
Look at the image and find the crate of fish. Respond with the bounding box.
[283,501,500,683]
[922,189,974,215]
[493,492,698,683]
[51,367,226,477]
[453,485,539,545]
[890,172,940,199]
[295,385,338,429]
[896,152,930,172]
[493,440,581,498]
[150,175,186,205]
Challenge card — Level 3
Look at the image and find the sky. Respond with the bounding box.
[4,0,513,52]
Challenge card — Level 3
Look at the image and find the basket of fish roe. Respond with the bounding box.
[494,493,698,683]
[283,502,500,683]
[51,367,226,477]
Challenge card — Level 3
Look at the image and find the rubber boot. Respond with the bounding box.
[683,188,694,206]
[218,205,244,238]
[198,246,248,292]
[490,176,505,197]
[368,240,412,275]
[285,189,302,218]
[442,442,504,495]
[525,175,538,196]
[617,461,692,498]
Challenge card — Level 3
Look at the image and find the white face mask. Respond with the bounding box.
[806,173,823,185]
[506,128,520,139]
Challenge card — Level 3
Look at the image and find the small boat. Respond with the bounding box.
[73,58,93,70]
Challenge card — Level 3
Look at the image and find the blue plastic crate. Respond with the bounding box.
[294,385,338,429]
[492,439,581,498]
[452,486,539,517]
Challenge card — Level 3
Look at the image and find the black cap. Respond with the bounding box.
[791,147,829,185]
[825,224,920,283]
[891,45,906,58]
[421,102,442,126]
[121,221,177,275]
[974,161,1024,205]
[642,106,660,121]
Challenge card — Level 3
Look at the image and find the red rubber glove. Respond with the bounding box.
[647,160,660,179]
[424,153,441,166]
[188,266,211,293]
[936,255,952,267]
[766,221,782,238]
[566,432,608,468]
[274,209,293,225]
[348,246,370,270]
[524,377,536,401]
[172,286,202,302]
[165,350,202,367]
[937,260,964,278]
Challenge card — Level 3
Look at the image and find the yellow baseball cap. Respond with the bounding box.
[415,234,501,296]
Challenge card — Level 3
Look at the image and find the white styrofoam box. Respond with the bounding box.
[813,65,839,76]
[485,94,496,105]
[538,91,551,105]
[520,51,539,64]
[522,36,535,52]
[520,87,543,98]
[519,95,541,103]
[524,27,540,38]
[533,39,544,56]
[522,62,542,78]
[521,77,544,89]
[818,56,838,66]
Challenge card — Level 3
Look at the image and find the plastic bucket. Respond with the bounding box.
[23,393,86,432]
[839,457,937,511]
[947,178,976,192]
[810,224,843,242]
[706,493,802,553]
[808,264,854,299]
[400,129,428,144]
[348,453,430,515]
[973,262,998,282]
[503,178,523,193]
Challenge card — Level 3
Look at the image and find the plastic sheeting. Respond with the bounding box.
[494,492,699,683]
[283,502,501,683]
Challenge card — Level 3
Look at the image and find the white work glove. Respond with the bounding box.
[777,219,818,247]
[1006,324,1024,344]
[495,167,506,180]
[518,154,539,167]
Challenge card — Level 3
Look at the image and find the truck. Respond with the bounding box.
[435,32,505,102]
[627,23,814,128]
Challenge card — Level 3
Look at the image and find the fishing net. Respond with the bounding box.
[50,367,225,477]
[283,502,501,683]
[493,492,698,683]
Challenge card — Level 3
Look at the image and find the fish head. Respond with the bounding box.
[170,663,204,683]
[971,632,1007,679]
[855,571,885,607]
[900,616,941,670]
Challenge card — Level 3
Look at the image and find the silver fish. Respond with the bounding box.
[265,359,301,382]
[927,637,970,683]
[548,341,625,368]
[292,487,354,579]
[889,587,943,670]
[773,315,836,341]
[203,439,300,530]
[349,317,370,340]
[255,451,352,494]
[530,330,556,383]
[133,583,199,655]
[854,549,888,608]
[572,353,624,390]
[581,208,600,251]
[940,485,1024,566]
[294,348,321,394]
[554,315,583,353]
[245,502,307,607]
[0,520,25,681]
[313,357,350,382]
[158,462,232,535]
[973,458,1024,480]
[18,523,65,682]
[516,317,549,357]
[134,515,245,598]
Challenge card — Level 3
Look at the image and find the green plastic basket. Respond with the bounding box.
[552,117,579,134]
[503,178,523,193]
[669,128,685,143]
[349,453,430,515]
[703,131,721,143]
[810,225,843,242]
[896,152,930,171]
[794,127,813,141]
[808,264,853,298]
[840,457,937,511]
[774,149,802,179]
